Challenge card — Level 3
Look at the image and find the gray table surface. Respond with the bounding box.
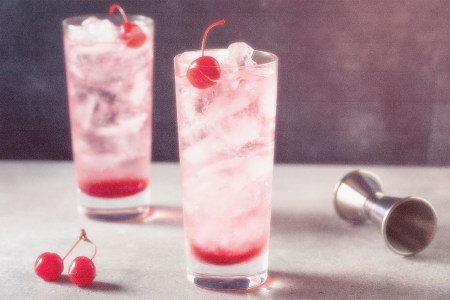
[1,161,449,299]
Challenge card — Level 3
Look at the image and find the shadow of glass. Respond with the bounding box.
[141,205,183,227]
[193,269,419,298]
[255,270,423,299]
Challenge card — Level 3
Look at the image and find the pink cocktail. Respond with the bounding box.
[174,43,278,289]
[63,10,153,221]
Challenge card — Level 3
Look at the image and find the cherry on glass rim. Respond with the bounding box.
[187,19,225,89]
[109,3,146,48]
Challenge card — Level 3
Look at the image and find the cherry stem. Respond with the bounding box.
[201,19,225,57]
[62,229,97,261]
[109,3,129,23]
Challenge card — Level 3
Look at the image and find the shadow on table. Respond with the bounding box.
[247,270,420,299]
[141,205,183,227]
[55,275,125,292]
[89,281,125,292]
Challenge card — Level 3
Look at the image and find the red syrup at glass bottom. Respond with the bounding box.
[79,178,148,198]
[190,242,264,265]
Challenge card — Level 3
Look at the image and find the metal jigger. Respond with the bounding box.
[333,169,437,256]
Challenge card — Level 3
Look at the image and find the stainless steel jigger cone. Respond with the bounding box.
[334,169,437,256]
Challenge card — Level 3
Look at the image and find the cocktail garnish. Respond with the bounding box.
[187,19,225,89]
[34,229,97,287]
[109,3,146,48]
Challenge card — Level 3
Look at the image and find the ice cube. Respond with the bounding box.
[205,89,253,121]
[80,17,117,42]
[75,93,97,130]
[197,156,246,178]
[181,136,219,167]
[91,96,116,125]
[128,69,151,106]
[259,79,277,119]
[220,116,261,150]
[227,42,256,66]
[220,55,240,89]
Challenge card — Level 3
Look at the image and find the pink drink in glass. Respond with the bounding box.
[63,14,153,220]
[174,45,278,289]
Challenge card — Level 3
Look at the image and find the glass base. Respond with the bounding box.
[77,186,150,222]
[186,245,268,290]
[188,270,267,290]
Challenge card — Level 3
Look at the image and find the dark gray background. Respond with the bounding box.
[1,0,449,165]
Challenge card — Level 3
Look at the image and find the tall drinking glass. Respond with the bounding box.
[63,14,154,221]
[174,46,278,290]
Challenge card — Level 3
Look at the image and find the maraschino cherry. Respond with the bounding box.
[34,229,97,287]
[69,256,96,287]
[187,19,225,89]
[34,252,64,281]
[109,3,146,48]
[65,229,97,287]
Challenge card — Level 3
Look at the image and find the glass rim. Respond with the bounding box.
[62,13,154,28]
[174,49,278,69]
